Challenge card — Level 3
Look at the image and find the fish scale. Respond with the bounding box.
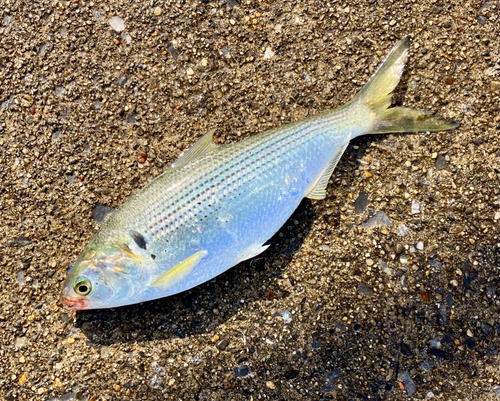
[61,38,458,309]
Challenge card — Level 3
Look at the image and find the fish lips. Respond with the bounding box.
[61,296,90,310]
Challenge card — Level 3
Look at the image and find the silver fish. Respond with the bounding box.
[61,37,457,310]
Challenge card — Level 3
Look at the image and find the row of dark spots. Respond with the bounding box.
[153,127,312,223]
[150,130,314,237]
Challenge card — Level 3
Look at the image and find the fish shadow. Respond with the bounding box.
[76,199,318,346]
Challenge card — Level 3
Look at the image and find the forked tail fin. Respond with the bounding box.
[353,37,459,135]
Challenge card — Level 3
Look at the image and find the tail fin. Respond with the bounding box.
[353,37,458,135]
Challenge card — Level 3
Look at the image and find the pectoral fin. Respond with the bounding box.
[151,250,207,289]
[306,141,348,200]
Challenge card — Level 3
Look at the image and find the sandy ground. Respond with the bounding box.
[1,0,499,400]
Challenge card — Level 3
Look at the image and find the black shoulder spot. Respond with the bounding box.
[130,230,147,250]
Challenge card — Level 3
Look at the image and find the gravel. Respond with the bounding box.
[0,0,499,400]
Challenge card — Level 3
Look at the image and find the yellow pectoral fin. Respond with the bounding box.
[151,250,208,289]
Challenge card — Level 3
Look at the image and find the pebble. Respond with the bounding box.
[263,47,275,60]
[476,15,487,25]
[361,211,392,229]
[357,282,374,297]
[401,371,416,397]
[397,224,410,237]
[154,6,162,16]
[443,75,454,85]
[92,205,115,224]
[491,81,500,91]
[19,374,27,384]
[435,155,450,170]
[282,310,292,324]
[9,237,31,248]
[109,16,125,32]
[354,191,369,214]
[113,384,121,392]
[234,365,251,378]
[266,381,276,389]
[138,152,148,164]
[416,241,424,250]
[217,339,229,350]
[411,200,420,214]
[116,75,128,87]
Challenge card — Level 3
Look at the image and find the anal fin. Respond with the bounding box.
[236,243,270,264]
[306,142,349,200]
[151,250,207,289]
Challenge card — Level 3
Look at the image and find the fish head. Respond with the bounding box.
[61,231,150,310]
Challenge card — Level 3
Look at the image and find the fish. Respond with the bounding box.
[61,38,457,310]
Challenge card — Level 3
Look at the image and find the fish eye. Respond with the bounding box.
[74,277,92,296]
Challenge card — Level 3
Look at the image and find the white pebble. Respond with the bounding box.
[109,16,125,32]
[411,200,420,214]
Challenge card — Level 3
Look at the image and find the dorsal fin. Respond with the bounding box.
[306,141,349,200]
[171,129,218,169]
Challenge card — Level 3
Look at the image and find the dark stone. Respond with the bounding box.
[92,205,115,224]
[234,365,251,378]
[400,342,413,356]
[217,339,229,350]
[430,348,449,359]
[285,369,299,379]
[435,155,451,171]
[9,237,31,247]
[465,337,477,349]
[354,191,369,214]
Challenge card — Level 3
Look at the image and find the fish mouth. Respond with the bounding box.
[61,296,89,310]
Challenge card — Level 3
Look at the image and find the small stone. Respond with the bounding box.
[263,46,275,60]
[234,365,251,378]
[357,282,374,297]
[116,75,128,87]
[416,241,424,250]
[443,75,454,85]
[364,171,373,178]
[411,200,420,214]
[362,211,392,229]
[154,6,162,16]
[401,371,416,397]
[466,329,473,337]
[435,155,450,170]
[113,384,121,392]
[354,191,369,214]
[186,67,195,76]
[138,152,148,164]
[67,337,75,344]
[109,16,125,32]
[212,334,220,342]
[421,292,430,302]
[19,375,27,384]
[266,381,276,389]
[491,81,500,91]
[9,236,31,248]
[366,258,374,266]
[476,15,487,25]
[92,205,115,224]
[19,356,26,363]
[37,388,45,395]
[217,339,229,350]
[397,224,410,237]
